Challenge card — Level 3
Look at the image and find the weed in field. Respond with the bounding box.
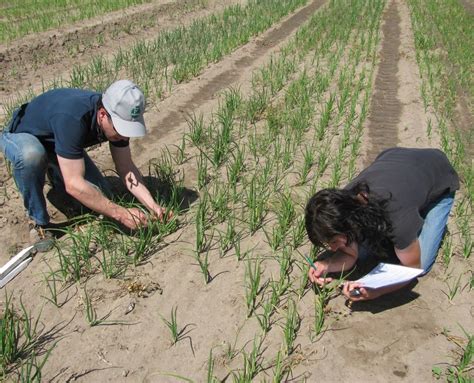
[233,238,253,262]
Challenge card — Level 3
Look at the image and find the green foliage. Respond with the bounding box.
[0,294,47,377]
[1,0,156,43]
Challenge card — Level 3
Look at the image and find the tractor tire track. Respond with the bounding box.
[135,0,326,161]
[365,0,402,165]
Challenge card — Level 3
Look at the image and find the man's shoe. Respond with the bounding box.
[29,223,57,252]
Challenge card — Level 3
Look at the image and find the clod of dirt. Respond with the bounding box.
[124,279,163,298]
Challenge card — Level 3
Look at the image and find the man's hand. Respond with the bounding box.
[119,207,148,229]
[308,262,333,286]
[150,205,173,223]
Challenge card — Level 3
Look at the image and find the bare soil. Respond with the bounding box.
[0,0,472,382]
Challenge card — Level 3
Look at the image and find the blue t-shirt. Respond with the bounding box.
[13,88,128,159]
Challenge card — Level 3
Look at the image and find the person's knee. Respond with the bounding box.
[22,146,48,167]
[22,145,47,170]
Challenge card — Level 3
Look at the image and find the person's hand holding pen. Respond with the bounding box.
[306,256,333,287]
[342,281,381,301]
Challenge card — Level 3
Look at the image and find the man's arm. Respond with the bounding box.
[109,144,166,219]
[57,155,147,229]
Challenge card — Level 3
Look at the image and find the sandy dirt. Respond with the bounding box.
[0,0,472,382]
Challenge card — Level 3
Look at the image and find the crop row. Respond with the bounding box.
[153,0,384,379]
[408,0,473,267]
[3,0,308,120]
[0,0,388,380]
[409,2,472,380]
[1,0,156,43]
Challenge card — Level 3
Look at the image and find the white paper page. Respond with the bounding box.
[354,263,424,289]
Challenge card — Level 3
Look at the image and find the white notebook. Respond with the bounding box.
[354,262,424,289]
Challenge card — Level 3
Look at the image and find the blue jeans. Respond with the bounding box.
[0,131,111,226]
[418,192,455,272]
[358,192,455,273]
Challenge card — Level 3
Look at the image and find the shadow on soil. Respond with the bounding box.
[316,250,421,313]
[348,279,420,314]
[46,175,199,222]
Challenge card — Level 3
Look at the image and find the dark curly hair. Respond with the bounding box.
[305,182,393,253]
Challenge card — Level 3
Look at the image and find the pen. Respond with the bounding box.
[349,288,362,297]
[304,256,317,271]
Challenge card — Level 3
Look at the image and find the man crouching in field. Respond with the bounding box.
[305,147,459,301]
[0,80,169,251]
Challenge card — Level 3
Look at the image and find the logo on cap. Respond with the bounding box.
[130,106,141,120]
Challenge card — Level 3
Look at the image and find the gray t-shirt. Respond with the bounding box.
[345,147,459,249]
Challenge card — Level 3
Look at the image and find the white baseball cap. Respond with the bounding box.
[102,80,147,137]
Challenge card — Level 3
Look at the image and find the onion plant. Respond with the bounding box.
[231,336,264,382]
[245,175,269,234]
[244,258,264,318]
[18,348,54,383]
[282,300,300,356]
[195,194,210,254]
[1,294,43,376]
[160,306,189,346]
[197,152,210,190]
[55,221,95,282]
[82,287,113,327]
[187,113,206,147]
[41,265,69,308]
[271,349,291,383]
